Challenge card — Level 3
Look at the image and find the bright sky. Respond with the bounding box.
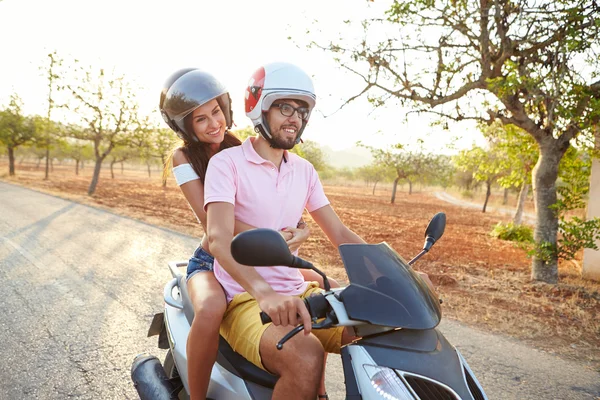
[0,0,485,154]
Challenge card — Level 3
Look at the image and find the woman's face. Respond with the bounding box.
[189,99,227,145]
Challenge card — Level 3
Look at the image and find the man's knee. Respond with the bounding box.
[261,326,324,375]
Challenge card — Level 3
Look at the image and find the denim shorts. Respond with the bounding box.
[186,246,215,282]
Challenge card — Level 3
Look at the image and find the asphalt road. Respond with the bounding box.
[1,181,599,399]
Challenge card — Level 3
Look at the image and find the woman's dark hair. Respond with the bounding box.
[162,114,242,184]
[180,133,241,184]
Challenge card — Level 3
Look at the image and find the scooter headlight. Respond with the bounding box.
[363,364,414,399]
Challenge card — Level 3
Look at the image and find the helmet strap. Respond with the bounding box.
[294,121,308,144]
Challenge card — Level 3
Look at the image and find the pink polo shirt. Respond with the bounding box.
[204,137,330,302]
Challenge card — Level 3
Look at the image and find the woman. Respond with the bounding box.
[160,68,331,399]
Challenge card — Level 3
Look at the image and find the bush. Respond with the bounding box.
[491,222,534,243]
[460,190,474,199]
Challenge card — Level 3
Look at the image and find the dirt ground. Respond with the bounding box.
[3,161,600,370]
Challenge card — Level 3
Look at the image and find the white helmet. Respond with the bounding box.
[244,62,316,147]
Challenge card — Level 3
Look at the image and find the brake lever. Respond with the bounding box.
[276,314,336,350]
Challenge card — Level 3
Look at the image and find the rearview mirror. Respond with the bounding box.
[423,212,446,251]
[231,229,294,267]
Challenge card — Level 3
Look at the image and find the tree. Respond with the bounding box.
[231,126,255,142]
[484,121,538,225]
[363,142,435,202]
[454,145,504,212]
[63,140,92,175]
[135,116,180,187]
[40,51,63,180]
[429,154,456,189]
[318,0,600,283]
[552,145,600,261]
[0,95,39,176]
[291,139,330,171]
[357,163,396,194]
[62,63,140,195]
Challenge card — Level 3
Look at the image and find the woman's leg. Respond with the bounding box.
[299,269,341,399]
[186,271,227,400]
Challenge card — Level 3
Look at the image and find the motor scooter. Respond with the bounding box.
[131,212,488,399]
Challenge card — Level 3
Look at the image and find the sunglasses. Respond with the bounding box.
[271,103,309,120]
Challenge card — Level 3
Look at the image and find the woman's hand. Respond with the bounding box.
[281,225,310,253]
[279,229,293,242]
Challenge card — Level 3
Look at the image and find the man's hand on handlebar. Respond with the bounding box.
[257,292,312,335]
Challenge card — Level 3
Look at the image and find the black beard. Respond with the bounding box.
[270,129,298,150]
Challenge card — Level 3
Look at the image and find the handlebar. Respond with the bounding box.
[258,292,335,350]
[259,292,330,325]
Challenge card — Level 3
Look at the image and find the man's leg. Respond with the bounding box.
[260,324,324,400]
[220,292,325,400]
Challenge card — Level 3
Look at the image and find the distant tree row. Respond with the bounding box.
[0,53,180,194]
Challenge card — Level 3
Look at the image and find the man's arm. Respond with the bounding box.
[206,201,311,331]
[309,204,366,247]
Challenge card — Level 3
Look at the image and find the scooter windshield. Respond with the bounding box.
[338,243,441,329]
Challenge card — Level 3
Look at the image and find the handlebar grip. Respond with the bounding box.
[260,311,272,325]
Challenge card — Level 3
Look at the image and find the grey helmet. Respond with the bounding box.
[160,69,233,143]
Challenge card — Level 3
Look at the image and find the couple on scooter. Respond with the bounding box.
[160,62,431,400]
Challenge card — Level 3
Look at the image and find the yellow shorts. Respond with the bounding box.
[220,282,344,371]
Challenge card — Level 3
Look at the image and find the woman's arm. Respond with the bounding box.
[173,150,261,236]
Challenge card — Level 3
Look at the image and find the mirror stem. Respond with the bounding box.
[408,249,428,266]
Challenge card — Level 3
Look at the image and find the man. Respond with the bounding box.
[204,62,365,398]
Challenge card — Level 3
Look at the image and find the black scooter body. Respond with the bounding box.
[350,328,484,399]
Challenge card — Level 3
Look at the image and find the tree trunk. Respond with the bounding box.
[482,181,492,213]
[513,183,530,226]
[408,180,413,195]
[372,180,379,195]
[44,148,50,180]
[531,144,565,283]
[87,157,104,195]
[75,159,80,175]
[36,158,41,169]
[147,163,151,178]
[391,177,401,204]
[121,161,124,174]
[503,188,508,205]
[8,146,15,176]
[50,158,54,172]
[110,161,115,179]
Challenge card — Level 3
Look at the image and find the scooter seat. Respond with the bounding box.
[178,275,278,388]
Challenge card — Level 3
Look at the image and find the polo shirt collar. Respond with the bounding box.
[242,137,293,165]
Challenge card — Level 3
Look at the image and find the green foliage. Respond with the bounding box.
[290,140,330,172]
[527,146,600,262]
[551,146,600,261]
[554,146,592,212]
[491,222,534,243]
[0,95,39,148]
[454,145,504,185]
[231,126,255,142]
[482,121,538,189]
[460,190,474,199]
[361,140,437,187]
[356,163,395,184]
[558,217,600,260]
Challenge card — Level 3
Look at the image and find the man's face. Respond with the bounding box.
[264,99,308,150]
